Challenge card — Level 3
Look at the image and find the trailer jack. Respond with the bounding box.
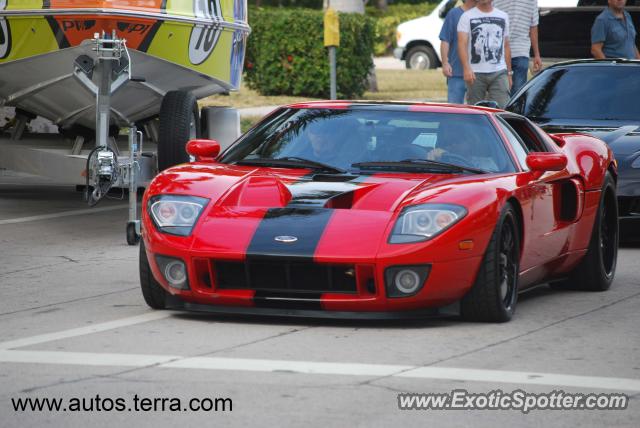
[74,31,144,245]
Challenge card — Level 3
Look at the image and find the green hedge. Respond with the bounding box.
[367,4,435,56]
[244,8,374,98]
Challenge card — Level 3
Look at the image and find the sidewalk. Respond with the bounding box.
[374,56,405,70]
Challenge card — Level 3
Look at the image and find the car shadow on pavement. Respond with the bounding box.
[170,311,460,330]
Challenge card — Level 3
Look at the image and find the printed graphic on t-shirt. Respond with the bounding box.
[470,17,506,65]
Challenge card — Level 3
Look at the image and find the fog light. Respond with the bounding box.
[155,255,190,290]
[395,270,420,294]
[165,261,186,286]
[385,265,430,298]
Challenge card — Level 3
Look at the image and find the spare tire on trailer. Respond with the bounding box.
[157,90,200,171]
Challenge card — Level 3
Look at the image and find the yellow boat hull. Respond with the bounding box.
[0,0,249,128]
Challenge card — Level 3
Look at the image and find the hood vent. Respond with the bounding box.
[311,173,361,182]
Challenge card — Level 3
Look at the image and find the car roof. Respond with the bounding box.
[284,100,502,115]
[546,58,640,69]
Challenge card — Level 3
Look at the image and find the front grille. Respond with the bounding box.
[214,259,357,294]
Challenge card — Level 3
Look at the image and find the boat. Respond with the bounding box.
[0,0,249,130]
[0,1,250,245]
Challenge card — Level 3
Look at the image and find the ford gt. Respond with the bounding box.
[139,101,618,322]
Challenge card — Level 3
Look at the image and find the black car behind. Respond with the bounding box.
[506,59,640,238]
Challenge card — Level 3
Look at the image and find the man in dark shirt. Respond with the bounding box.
[591,0,640,59]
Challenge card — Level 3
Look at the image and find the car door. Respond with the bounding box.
[495,116,574,276]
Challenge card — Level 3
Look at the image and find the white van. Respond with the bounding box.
[394,0,582,69]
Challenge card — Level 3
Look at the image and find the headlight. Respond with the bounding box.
[389,204,467,244]
[148,195,209,236]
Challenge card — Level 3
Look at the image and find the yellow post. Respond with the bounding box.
[324,8,340,99]
[324,8,340,48]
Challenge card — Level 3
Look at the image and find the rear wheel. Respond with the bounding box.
[461,204,520,322]
[158,90,199,171]
[551,172,618,291]
[139,241,167,309]
[405,45,438,70]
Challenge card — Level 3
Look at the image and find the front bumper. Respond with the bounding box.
[143,242,484,315]
[393,47,405,60]
[165,295,461,320]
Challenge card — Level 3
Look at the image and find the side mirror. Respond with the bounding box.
[548,134,566,147]
[526,152,567,172]
[186,139,220,162]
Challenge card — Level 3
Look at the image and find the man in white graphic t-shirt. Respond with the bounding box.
[457,0,512,108]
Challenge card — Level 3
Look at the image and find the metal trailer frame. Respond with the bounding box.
[0,32,242,245]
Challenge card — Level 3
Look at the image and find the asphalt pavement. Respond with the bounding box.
[0,171,639,427]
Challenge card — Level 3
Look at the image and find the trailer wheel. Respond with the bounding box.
[126,221,140,245]
[158,90,200,171]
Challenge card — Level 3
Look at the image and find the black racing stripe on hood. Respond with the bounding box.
[247,208,333,259]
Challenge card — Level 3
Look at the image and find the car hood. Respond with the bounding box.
[150,163,470,258]
[537,119,640,156]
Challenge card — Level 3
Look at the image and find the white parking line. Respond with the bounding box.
[164,357,412,377]
[0,350,178,367]
[0,312,172,350]
[0,205,127,225]
[0,350,639,392]
[2,313,639,392]
[396,367,640,391]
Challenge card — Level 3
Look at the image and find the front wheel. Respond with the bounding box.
[139,241,168,309]
[461,204,520,322]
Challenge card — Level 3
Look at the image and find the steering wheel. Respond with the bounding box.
[440,152,474,168]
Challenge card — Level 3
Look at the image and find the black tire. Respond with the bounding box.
[158,90,200,171]
[551,172,618,291]
[126,222,140,246]
[139,241,167,309]
[405,45,438,70]
[461,204,521,322]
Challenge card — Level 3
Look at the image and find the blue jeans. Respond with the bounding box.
[447,76,466,104]
[511,56,529,96]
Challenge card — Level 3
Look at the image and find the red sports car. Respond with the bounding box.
[139,101,618,322]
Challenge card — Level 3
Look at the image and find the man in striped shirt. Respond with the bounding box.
[493,0,542,95]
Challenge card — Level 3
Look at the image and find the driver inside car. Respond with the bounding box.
[428,121,499,172]
[307,126,340,163]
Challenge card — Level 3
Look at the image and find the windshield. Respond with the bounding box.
[220,108,515,173]
[509,66,640,121]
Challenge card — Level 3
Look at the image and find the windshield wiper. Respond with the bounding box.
[352,159,486,174]
[235,157,346,174]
